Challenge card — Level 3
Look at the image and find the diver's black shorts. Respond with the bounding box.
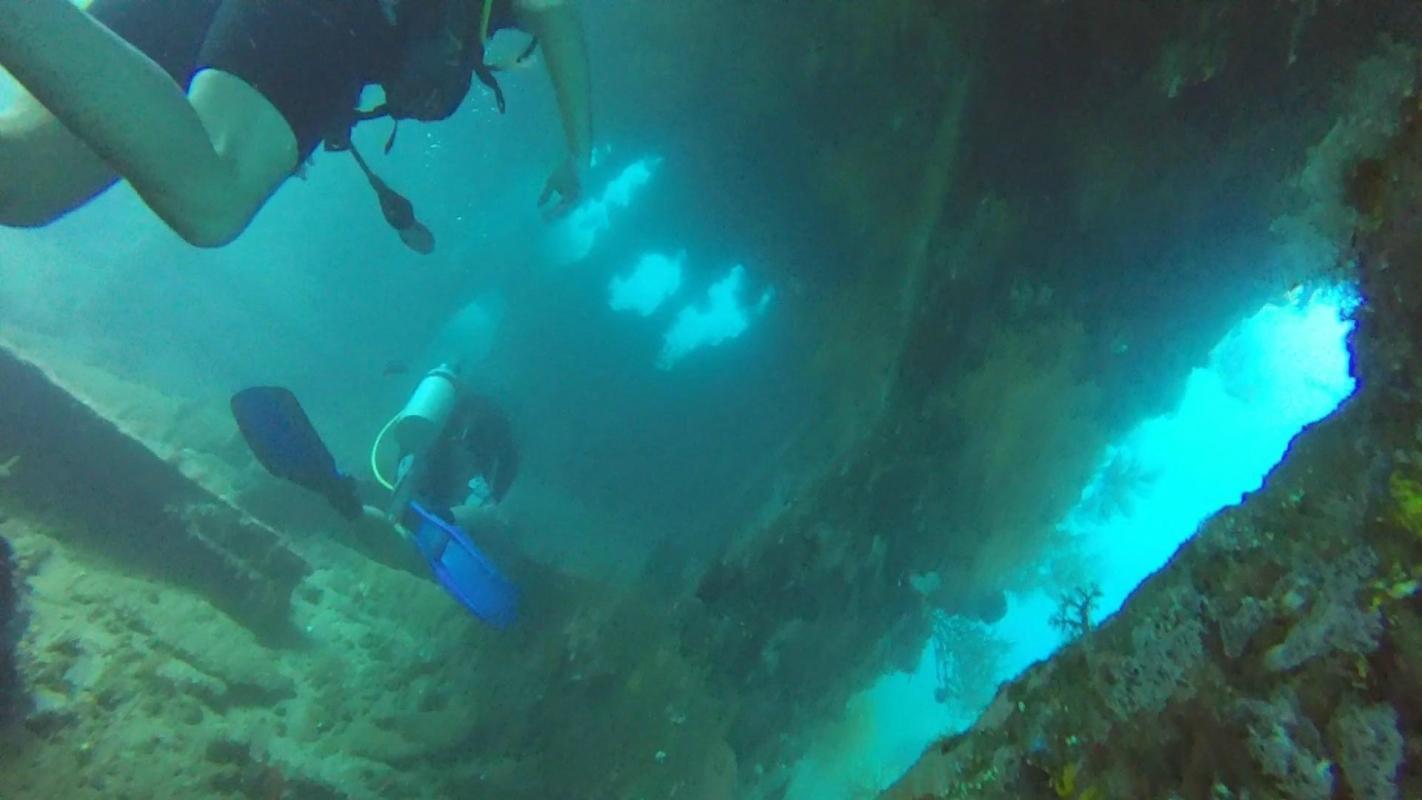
[88,0,391,160]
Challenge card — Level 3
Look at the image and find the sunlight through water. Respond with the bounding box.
[786,284,1359,800]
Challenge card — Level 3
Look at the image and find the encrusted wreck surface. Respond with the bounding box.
[0,342,309,639]
[883,93,1422,800]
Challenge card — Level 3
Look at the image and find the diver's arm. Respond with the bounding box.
[527,1,593,164]
[515,0,593,215]
[0,0,295,246]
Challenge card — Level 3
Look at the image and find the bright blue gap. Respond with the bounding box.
[785,284,1359,799]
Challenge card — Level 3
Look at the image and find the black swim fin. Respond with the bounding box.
[348,143,436,255]
[230,387,362,520]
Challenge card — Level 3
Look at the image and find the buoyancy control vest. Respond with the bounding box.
[327,0,538,254]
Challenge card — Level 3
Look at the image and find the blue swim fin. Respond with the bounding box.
[231,387,362,520]
[405,503,518,628]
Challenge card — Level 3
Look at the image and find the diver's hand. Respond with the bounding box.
[538,155,586,221]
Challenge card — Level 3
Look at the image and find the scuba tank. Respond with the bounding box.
[392,364,461,457]
[373,363,462,517]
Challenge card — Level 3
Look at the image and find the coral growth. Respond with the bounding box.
[1262,546,1382,672]
[1216,595,1268,660]
[931,612,1006,709]
[938,318,1105,585]
[1238,687,1336,800]
[1049,584,1103,640]
[1092,586,1206,721]
[1329,702,1404,800]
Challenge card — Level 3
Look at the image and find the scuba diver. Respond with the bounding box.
[374,367,519,532]
[0,0,592,252]
[231,364,521,627]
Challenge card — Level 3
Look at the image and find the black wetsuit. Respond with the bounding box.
[89,0,520,161]
[421,393,519,508]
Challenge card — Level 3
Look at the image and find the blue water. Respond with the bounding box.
[0,15,803,581]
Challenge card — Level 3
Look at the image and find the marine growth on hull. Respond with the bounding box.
[0,1,1418,798]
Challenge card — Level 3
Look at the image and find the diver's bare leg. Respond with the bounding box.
[0,0,297,247]
[0,90,119,227]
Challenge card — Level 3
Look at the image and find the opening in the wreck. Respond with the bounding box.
[786,282,1360,800]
